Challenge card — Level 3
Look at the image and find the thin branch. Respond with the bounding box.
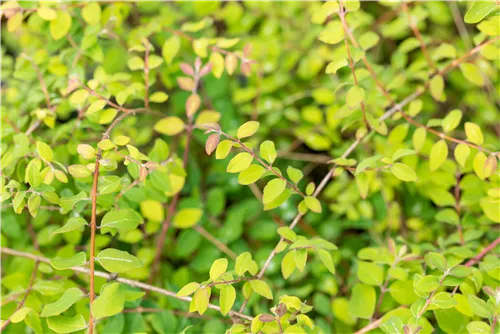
[401,2,436,70]
[193,225,238,260]
[339,1,369,129]
[0,247,254,322]
[143,38,150,109]
[88,155,100,334]
[464,236,500,267]
[0,261,39,331]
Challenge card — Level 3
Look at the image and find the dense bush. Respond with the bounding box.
[1,1,499,333]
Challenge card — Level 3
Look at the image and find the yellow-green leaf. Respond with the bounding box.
[154,116,185,136]
[429,140,448,171]
[250,280,273,299]
[172,208,203,228]
[237,121,260,139]
[262,178,286,205]
[227,152,253,173]
[465,122,484,145]
[391,163,417,182]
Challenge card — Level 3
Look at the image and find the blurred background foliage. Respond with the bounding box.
[1,1,499,334]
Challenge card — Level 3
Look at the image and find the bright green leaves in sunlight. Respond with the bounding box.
[47,315,87,334]
[237,121,260,139]
[95,249,143,273]
[209,258,228,280]
[250,280,273,300]
[50,252,86,270]
[219,285,236,316]
[154,116,185,136]
[227,152,253,173]
[348,283,375,319]
[464,1,497,23]
[238,164,266,185]
[262,178,287,204]
[464,122,484,145]
[260,141,277,165]
[91,283,126,320]
[100,209,142,235]
[41,288,85,317]
[391,163,417,182]
[430,140,448,171]
[172,208,203,228]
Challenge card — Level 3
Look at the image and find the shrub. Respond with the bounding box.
[1,1,499,334]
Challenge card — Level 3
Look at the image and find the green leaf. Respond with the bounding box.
[154,116,185,136]
[162,35,181,65]
[287,166,303,184]
[391,163,417,182]
[238,164,266,185]
[50,252,87,270]
[227,152,253,173]
[429,75,444,101]
[294,248,307,272]
[172,208,203,229]
[235,252,252,276]
[460,63,485,86]
[392,149,416,161]
[209,258,228,280]
[348,283,375,319]
[413,127,427,152]
[277,227,297,241]
[177,282,200,297]
[466,321,491,334]
[95,248,143,273]
[442,109,462,133]
[52,217,87,235]
[326,59,348,74]
[250,280,273,299]
[41,288,85,317]
[449,265,472,278]
[357,261,384,286]
[467,295,493,318]
[47,315,87,333]
[91,283,126,320]
[128,56,144,70]
[49,12,72,41]
[473,152,488,180]
[454,144,471,167]
[415,275,440,292]
[237,121,260,139]
[304,196,322,213]
[215,140,233,160]
[431,292,457,309]
[425,252,447,271]
[219,285,236,316]
[359,31,380,50]
[263,188,292,211]
[318,21,344,44]
[194,287,210,315]
[430,140,448,171]
[464,1,496,23]
[262,178,287,205]
[82,2,101,25]
[260,140,277,165]
[317,249,335,274]
[464,122,484,145]
[346,86,365,108]
[36,141,53,162]
[281,251,296,279]
[100,209,142,234]
[150,92,169,103]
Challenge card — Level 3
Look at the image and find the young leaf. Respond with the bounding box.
[287,166,303,184]
[91,283,126,320]
[36,141,53,162]
[50,252,87,270]
[348,283,375,319]
[260,141,277,165]
[424,252,447,271]
[177,282,200,297]
[237,121,260,139]
[100,209,142,234]
[391,163,417,182]
[95,248,143,273]
[429,75,444,101]
[281,251,296,279]
[294,248,307,272]
[172,208,203,228]
[317,249,335,274]
[209,258,228,280]
[346,86,365,108]
[194,288,210,315]
[442,109,462,133]
[52,217,87,235]
[235,252,252,276]
[215,140,234,159]
[41,288,85,317]
[47,315,87,334]
[238,164,266,185]
[219,285,236,316]
[262,178,287,205]
[429,140,448,171]
[304,196,322,213]
[454,144,470,167]
[227,152,253,173]
[357,261,383,286]
[154,117,185,136]
[464,122,484,145]
[250,280,273,300]
[464,1,496,23]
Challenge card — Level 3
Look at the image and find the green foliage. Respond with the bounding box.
[1,1,500,334]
